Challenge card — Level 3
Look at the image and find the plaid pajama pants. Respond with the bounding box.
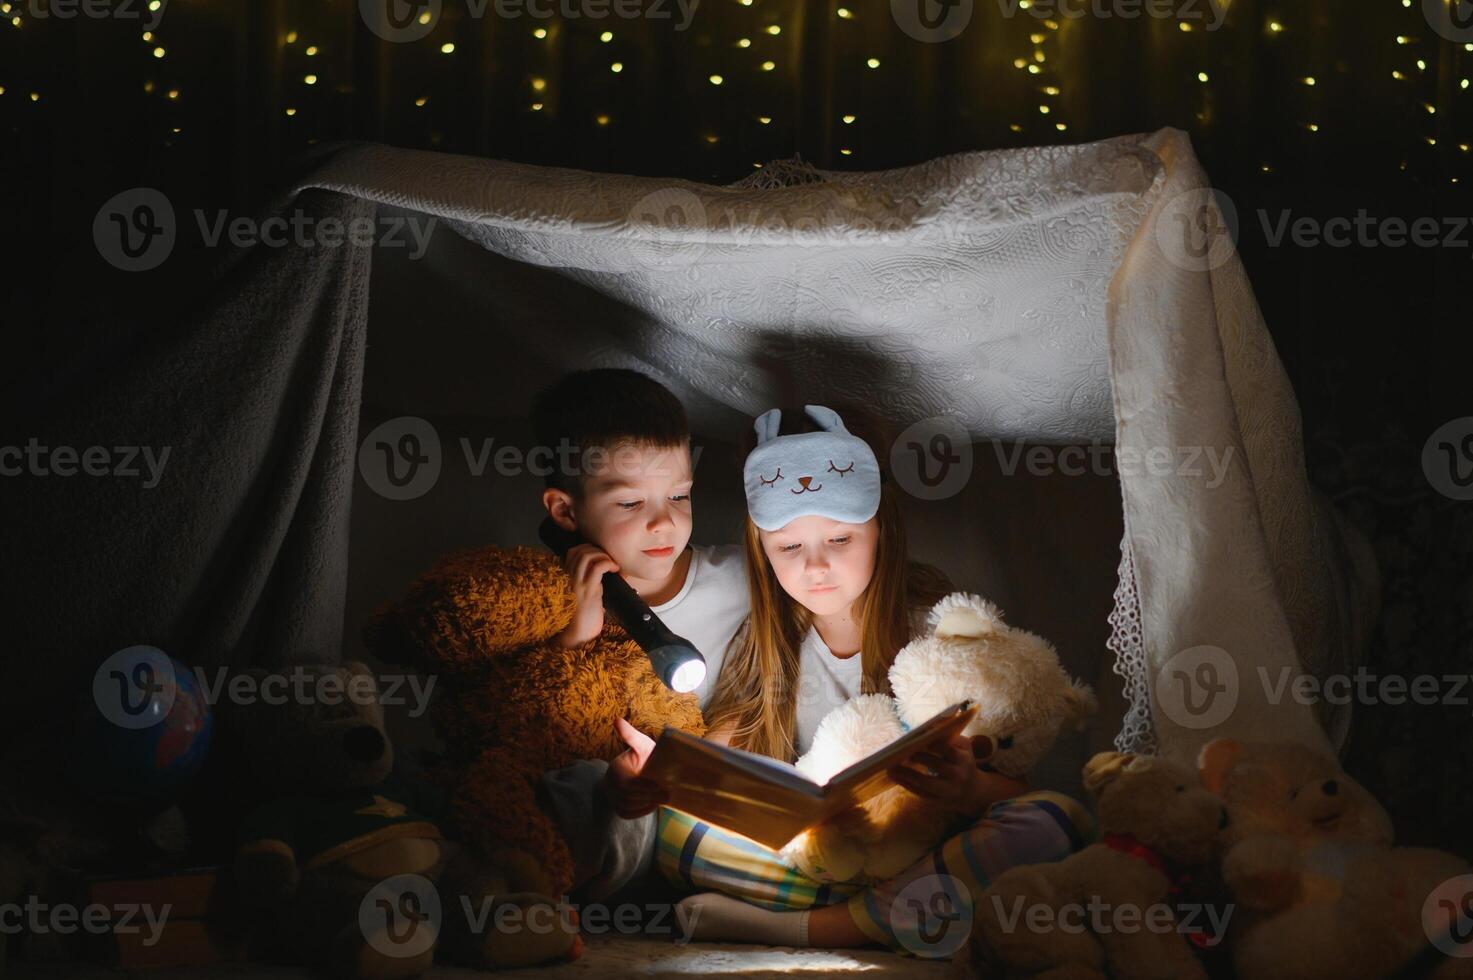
[653,790,1095,959]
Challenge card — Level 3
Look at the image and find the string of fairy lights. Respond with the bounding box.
[0,0,1468,181]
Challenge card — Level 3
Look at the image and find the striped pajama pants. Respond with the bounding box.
[653,790,1095,959]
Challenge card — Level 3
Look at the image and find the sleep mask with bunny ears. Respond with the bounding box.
[742,405,883,532]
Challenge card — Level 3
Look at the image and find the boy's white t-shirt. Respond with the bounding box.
[794,605,930,758]
[648,544,748,711]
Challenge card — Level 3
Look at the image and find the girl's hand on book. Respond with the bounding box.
[604,717,669,820]
[556,544,619,648]
[889,733,1026,816]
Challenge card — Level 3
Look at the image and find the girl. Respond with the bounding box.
[611,404,1095,959]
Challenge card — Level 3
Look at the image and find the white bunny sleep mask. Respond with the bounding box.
[742,405,883,532]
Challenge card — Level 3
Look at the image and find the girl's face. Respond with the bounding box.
[758,514,879,617]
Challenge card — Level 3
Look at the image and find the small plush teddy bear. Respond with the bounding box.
[964,752,1230,980]
[1198,738,1473,980]
[226,662,582,977]
[781,593,1096,884]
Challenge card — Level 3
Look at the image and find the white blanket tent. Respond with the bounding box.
[3,128,1378,775]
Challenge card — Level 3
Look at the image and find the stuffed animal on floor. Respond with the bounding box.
[225,662,583,978]
[362,545,707,903]
[1198,738,1473,980]
[963,751,1230,980]
[780,593,1096,884]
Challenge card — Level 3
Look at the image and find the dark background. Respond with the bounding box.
[5,0,1470,848]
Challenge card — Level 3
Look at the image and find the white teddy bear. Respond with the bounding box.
[780,592,1097,885]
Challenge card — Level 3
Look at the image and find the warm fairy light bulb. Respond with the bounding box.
[766,24,781,34]
[1179,21,1192,31]
[1396,35,1410,44]
[143,80,154,92]
[1301,76,1315,85]
[440,42,455,54]
[840,147,852,155]
[762,60,775,70]
[596,113,610,125]
[737,37,751,46]
[1039,104,1050,114]
[1307,123,1320,132]
[534,27,548,38]
[600,30,613,41]
[1462,79,1470,90]
[1056,122,1067,131]
[304,74,318,85]
[142,31,152,41]
[709,74,724,85]
[758,115,772,124]
[1027,64,1041,74]
[1198,71,1209,82]
[842,113,856,123]
[1010,123,1022,132]
[306,45,318,56]
[531,102,543,110]
[1424,103,1436,114]
[531,77,547,91]
[1417,59,1427,70]
[1044,86,1060,95]
[152,46,165,58]
[1013,58,1027,69]
[1267,20,1283,33]
[1392,70,1407,80]
[1030,32,1044,42]
[285,107,297,116]
[1034,49,1046,61]
[866,57,880,68]
[415,96,427,106]
[837,6,853,17]
[705,134,719,143]
[30,91,39,101]
[167,88,179,99]
[285,30,298,43]
[610,61,623,72]
[418,10,432,23]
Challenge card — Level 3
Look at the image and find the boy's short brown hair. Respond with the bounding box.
[529,368,690,495]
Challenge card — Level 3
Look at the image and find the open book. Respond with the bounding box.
[641,700,979,850]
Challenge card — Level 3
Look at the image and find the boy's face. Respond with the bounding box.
[758,514,878,619]
[552,440,695,584]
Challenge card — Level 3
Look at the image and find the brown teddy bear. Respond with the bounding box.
[225,662,583,977]
[362,545,707,903]
[781,592,1096,885]
[963,751,1229,980]
[1198,738,1473,980]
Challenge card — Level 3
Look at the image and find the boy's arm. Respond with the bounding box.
[363,545,577,672]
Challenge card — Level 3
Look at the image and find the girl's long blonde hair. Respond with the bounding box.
[703,405,952,762]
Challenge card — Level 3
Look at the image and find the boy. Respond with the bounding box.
[530,369,748,908]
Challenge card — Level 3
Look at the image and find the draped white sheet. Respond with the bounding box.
[299,128,1377,763]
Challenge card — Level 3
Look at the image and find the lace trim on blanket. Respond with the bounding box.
[1108,533,1157,754]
